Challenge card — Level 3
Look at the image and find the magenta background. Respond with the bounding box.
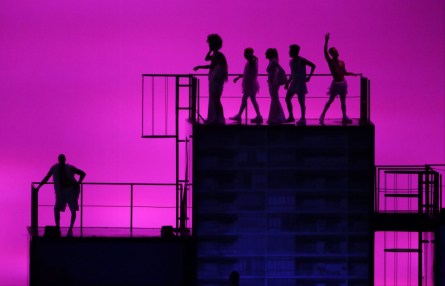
[0,0,444,285]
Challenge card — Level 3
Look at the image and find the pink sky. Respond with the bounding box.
[0,0,444,285]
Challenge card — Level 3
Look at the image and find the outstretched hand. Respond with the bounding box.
[193,66,200,71]
[325,33,330,42]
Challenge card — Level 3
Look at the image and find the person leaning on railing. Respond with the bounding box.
[33,154,86,237]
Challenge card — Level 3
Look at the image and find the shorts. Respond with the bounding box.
[287,81,308,99]
[328,80,348,97]
[55,185,80,212]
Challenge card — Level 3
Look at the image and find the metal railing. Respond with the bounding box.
[30,181,191,236]
[141,73,370,137]
[375,165,444,214]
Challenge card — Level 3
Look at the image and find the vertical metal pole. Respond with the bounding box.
[152,76,155,136]
[360,76,368,123]
[424,171,432,213]
[197,79,200,122]
[418,173,423,214]
[31,184,38,232]
[191,77,197,123]
[166,76,169,136]
[142,75,144,137]
[130,184,134,237]
[176,76,180,230]
[80,183,83,235]
[367,79,371,122]
[419,231,423,286]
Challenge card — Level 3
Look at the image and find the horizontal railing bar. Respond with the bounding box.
[141,135,177,139]
[38,204,177,208]
[196,95,361,99]
[32,182,177,186]
[384,194,419,198]
[142,73,363,77]
[384,248,420,253]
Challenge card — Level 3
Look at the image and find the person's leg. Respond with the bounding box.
[231,92,248,120]
[297,93,306,119]
[54,209,61,228]
[69,211,76,230]
[285,90,295,121]
[320,93,336,122]
[215,83,225,124]
[339,92,352,123]
[249,90,262,119]
[340,92,347,118]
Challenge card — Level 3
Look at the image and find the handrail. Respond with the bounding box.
[375,165,444,214]
[141,73,371,136]
[30,181,185,236]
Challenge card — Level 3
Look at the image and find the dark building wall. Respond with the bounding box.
[30,236,195,286]
[193,124,375,286]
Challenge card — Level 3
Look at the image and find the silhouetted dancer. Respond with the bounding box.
[265,48,286,125]
[194,34,228,125]
[230,48,263,124]
[34,154,86,237]
[229,271,240,286]
[284,44,316,125]
[320,33,356,124]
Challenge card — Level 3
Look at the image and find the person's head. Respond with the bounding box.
[289,44,300,58]
[265,48,278,60]
[58,154,66,165]
[229,271,239,286]
[244,47,254,60]
[207,34,223,51]
[329,47,339,59]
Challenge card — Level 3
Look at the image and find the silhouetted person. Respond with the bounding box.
[34,154,86,237]
[230,48,263,124]
[229,271,240,286]
[265,48,286,125]
[320,33,356,124]
[194,34,228,125]
[284,44,316,125]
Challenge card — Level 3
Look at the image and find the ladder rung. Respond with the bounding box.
[178,107,191,110]
[178,84,191,87]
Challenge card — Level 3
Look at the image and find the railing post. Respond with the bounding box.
[80,183,83,235]
[360,77,370,123]
[130,184,134,236]
[142,75,144,137]
[190,76,198,123]
[31,184,38,232]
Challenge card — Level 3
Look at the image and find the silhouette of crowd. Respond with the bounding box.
[194,33,357,126]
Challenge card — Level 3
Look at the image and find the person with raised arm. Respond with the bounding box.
[193,34,228,125]
[230,48,263,124]
[320,33,356,124]
[284,44,316,126]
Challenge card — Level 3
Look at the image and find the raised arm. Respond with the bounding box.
[35,171,52,191]
[204,50,213,61]
[193,51,213,71]
[324,33,331,62]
